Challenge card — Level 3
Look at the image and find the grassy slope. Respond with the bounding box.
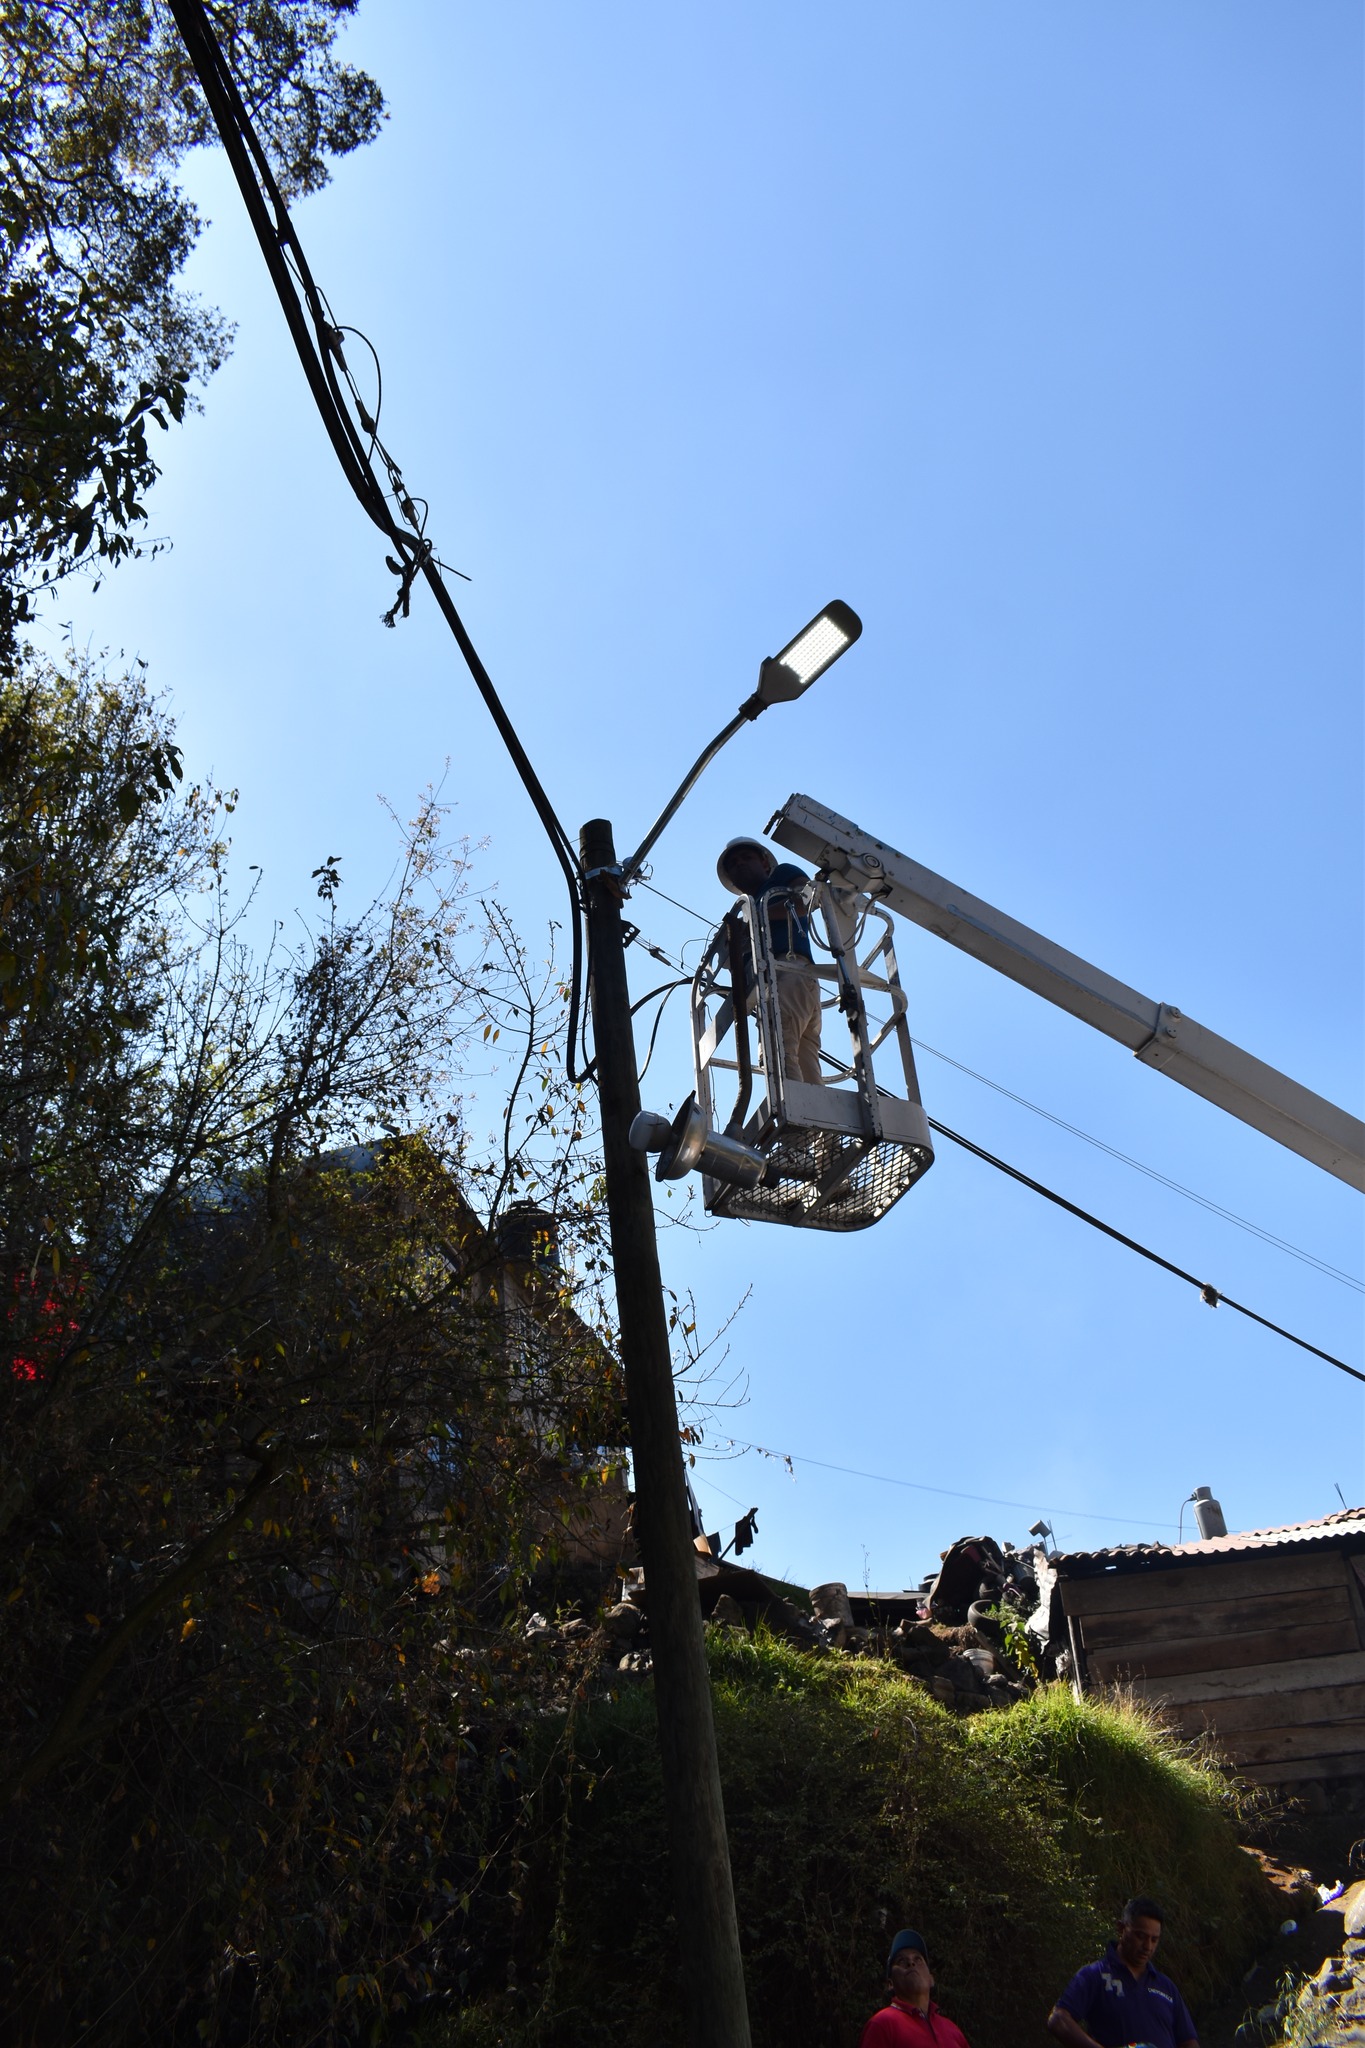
[435,1634,1277,2047]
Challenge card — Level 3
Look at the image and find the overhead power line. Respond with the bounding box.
[166,0,589,1080]
[637,879,1357,1297]
[913,1038,1362,1291]
[714,1439,1180,1531]
[928,1118,1363,1385]
[169,1,1354,1372]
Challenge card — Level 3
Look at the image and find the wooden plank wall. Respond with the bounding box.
[1060,1549,1365,1786]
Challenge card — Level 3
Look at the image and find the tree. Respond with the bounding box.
[0,2,385,655]
[0,652,623,2042]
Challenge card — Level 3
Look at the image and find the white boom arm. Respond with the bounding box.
[769,793,1365,1192]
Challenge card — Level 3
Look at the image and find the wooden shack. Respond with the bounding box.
[1054,1508,1365,1791]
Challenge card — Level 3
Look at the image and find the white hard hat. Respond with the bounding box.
[716,836,777,894]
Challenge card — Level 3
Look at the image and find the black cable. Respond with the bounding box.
[914,1037,1363,1292]
[630,977,692,1016]
[575,976,690,1085]
[717,1437,1182,1530]
[639,874,1357,1298]
[637,980,687,1084]
[927,1118,1363,1386]
[166,0,588,1081]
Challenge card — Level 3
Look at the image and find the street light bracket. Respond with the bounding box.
[619,601,862,886]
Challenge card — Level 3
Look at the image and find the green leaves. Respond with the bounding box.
[0,3,384,654]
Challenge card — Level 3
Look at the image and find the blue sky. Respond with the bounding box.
[48,1,1361,1590]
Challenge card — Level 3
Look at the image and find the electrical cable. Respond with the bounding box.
[926,1117,1363,1385]
[635,879,715,925]
[714,1439,1181,1531]
[173,0,1356,1337]
[629,977,691,1017]
[803,1039,1358,1378]
[913,1038,1363,1292]
[576,975,690,1085]
[637,979,687,1084]
[689,1469,759,1516]
[635,875,1355,1298]
[625,925,691,976]
[165,0,589,1080]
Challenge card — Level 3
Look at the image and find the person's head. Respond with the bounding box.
[885,1929,933,2012]
[1115,1897,1164,1976]
[717,837,777,897]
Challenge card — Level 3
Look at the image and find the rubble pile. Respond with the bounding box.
[1241,1881,1365,2045]
[520,1531,1044,1715]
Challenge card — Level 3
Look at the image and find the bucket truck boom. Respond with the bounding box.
[768,793,1364,1192]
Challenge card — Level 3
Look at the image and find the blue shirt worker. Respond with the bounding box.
[716,835,823,1085]
[1048,1897,1198,2048]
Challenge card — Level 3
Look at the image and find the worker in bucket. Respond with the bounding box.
[716,836,824,1084]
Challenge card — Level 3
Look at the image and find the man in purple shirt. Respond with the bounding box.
[1048,1897,1198,2048]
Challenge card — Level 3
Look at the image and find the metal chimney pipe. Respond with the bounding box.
[1191,1486,1228,1540]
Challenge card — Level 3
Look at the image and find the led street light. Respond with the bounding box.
[618,598,864,884]
[755,599,863,707]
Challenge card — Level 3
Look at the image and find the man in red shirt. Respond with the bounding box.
[860,1928,972,2048]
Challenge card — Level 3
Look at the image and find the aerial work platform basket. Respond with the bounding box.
[686,871,934,1230]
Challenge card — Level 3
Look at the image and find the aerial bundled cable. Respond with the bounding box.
[162,3,1358,1386]
[165,0,588,1079]
[928,1118,1363,1385]
[913,1038,1362,1292]
[806,1043,1358,1379]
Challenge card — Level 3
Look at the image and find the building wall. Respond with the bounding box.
[1060,1547,1365,1786]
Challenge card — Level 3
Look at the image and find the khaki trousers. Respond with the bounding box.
[775,967,823,1084]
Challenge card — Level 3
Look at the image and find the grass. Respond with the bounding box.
[423,1634,1278,2048]
[965,1683,1274,2010]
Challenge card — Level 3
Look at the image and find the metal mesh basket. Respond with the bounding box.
[705,1133,932,1232]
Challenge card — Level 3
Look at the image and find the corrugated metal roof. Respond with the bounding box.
[1055,1505,1365,1572]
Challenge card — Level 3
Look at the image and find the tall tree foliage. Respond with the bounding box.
[0,656,622,2042]
[0,2,385,654]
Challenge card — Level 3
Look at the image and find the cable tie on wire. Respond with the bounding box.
[382,538,431,628]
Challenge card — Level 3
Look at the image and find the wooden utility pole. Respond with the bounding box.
[580,818,752,2048]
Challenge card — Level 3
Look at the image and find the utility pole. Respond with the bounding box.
[581,818,752,2048]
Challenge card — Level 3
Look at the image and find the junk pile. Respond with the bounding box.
[1237,1881,1365,2043]
[522,1531,1051,1714]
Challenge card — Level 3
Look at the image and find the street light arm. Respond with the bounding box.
[619,697,765,886]
[617,600,861,887]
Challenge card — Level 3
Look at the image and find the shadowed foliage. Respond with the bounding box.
[430,1636,1277,2048]
[0,654,624,2044]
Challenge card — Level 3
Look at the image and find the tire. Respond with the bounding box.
[967,1599,1003,1642]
